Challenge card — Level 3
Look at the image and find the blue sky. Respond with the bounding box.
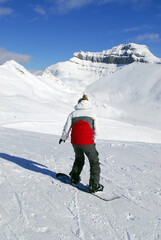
[0,0,161,70]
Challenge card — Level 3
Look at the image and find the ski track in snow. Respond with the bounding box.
[66,189,84,240]
[0,127,161,240]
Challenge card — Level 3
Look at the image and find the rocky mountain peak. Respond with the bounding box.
[73,43,161,64]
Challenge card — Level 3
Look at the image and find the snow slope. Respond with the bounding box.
[0,127,160,240]
[0,60,76,131]
[1,60,161,142]
[87,62,161,130]
[44,57,121,91]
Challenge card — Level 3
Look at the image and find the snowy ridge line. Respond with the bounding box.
[73,43,161,64]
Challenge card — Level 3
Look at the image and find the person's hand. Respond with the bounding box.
[59,139,65,144]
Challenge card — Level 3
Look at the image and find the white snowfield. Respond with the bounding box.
[0,43,161,239]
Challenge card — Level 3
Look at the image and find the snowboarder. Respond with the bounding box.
[59,94,103,193]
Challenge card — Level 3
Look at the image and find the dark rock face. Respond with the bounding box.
[74,43,155,64]
[102,55,147,64]
[76,53,147,64]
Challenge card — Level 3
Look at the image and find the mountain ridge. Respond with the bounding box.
[42,43,161,91]
[73,43,161,64]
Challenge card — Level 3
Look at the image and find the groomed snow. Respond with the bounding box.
[0,127,160,240]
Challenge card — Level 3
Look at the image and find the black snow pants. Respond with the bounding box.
[70,144,101,185]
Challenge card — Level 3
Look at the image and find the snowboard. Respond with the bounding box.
[56,173,121,202]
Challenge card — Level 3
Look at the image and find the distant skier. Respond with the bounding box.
[59,94,103,193]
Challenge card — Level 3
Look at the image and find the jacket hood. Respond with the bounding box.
[74,100,92,110]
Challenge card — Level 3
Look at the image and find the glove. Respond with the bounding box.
[59,139,65,144]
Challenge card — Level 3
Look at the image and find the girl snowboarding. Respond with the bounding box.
[59,94,103,193]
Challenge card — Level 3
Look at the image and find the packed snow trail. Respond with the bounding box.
[0,127,161,240]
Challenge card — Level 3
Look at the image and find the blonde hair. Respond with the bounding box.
[78,94,88,103]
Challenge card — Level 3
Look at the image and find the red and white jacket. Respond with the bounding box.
[61,100,98,145]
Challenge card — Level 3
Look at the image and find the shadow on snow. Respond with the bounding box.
[0,153,93,192]
[0,153,57,179]
[0,153,89,194]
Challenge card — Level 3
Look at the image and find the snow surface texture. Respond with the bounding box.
[0,128,160,240]
[0,43,161,239]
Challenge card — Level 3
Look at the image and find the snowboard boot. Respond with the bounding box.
[89,180,104,193]
[69,173,81,185]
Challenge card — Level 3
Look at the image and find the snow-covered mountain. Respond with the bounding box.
[1,43,161,136]
[37,43,161,131]
[0,44,161,240]
[43,57,120,91]
[43,43,161,92]
[0,60,76,132]
[74,43,161,64]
